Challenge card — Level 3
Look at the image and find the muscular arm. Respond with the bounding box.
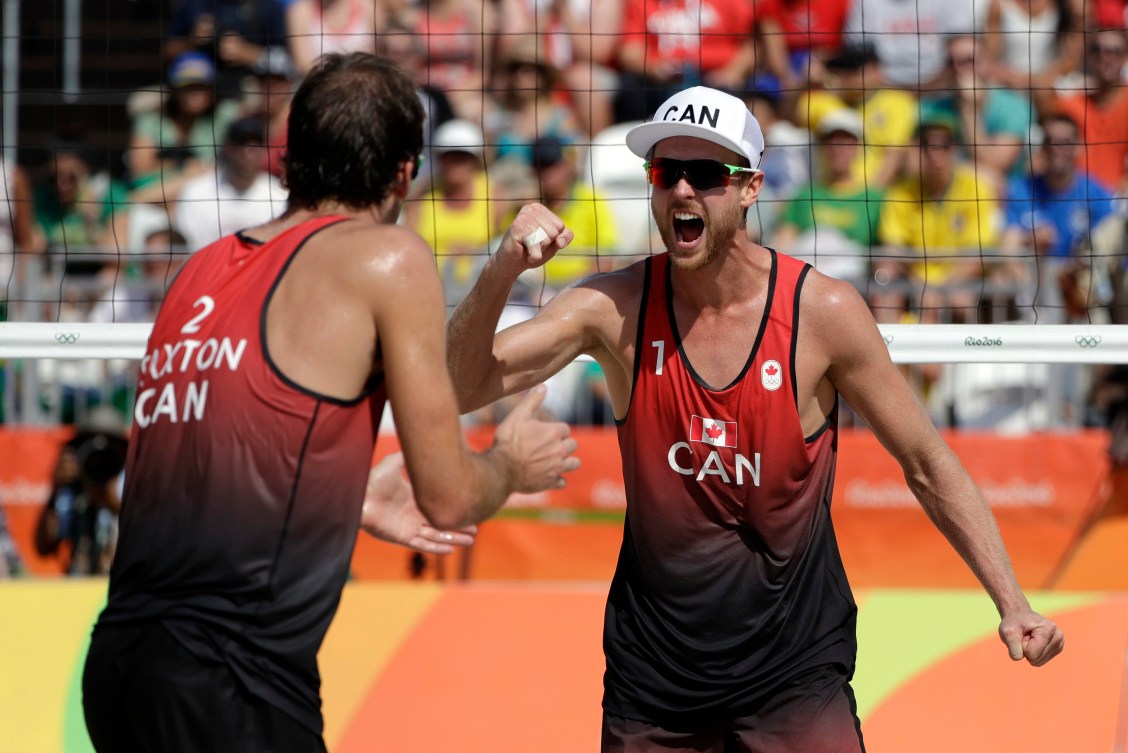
[447,204,633,413]
[803,274,1063,665]
[364,226,575,529]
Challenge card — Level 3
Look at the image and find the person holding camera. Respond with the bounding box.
[34,407,129,576]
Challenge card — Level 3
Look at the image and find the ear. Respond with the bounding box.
[741,171,765,208]
[391,159,414,200]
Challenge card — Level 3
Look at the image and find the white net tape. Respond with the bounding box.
[0,322,1121,364]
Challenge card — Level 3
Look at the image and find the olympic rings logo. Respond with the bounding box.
[54,332,81,345]
[1075,335,1102,348]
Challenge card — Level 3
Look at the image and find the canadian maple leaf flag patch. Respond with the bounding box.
[761,359,782,391]
[689,415,737,448]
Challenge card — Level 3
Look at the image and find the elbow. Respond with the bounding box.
[414,485,476,530]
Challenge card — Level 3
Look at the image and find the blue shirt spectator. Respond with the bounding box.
[1004,170,1115,257]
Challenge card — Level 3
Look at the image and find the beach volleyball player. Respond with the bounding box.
[81,53,578,753]
[448,86,1064,751]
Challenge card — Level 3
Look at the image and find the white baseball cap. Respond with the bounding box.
[815,108,864,140]
[432,119,485,158]
[625,87,766,169]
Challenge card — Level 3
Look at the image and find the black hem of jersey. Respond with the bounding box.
[266,401,321,595]
[790,262,811,409]
[235,230,265,246]
[805,404,835,444]
[259,218,384,406]
[614,256,653,427]
[666,249,777,392]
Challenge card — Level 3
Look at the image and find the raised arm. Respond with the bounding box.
[805,274,1064,666]
[369,225,578,529]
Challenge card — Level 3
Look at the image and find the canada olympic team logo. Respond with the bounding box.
[761,359,782,391]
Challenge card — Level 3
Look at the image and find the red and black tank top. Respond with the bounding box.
[604,251,857,725]
[97,216,386,734]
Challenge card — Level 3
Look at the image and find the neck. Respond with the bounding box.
[1043,169,1074,191]
[670,238,768,311]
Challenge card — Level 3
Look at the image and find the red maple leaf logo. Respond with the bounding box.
[705,422,723,440]
[765,363,779,377]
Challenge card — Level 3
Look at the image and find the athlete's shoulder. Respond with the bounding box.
[308,219,436,277]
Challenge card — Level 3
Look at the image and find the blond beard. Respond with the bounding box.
[657,200,745,272]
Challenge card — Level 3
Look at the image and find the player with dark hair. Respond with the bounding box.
[82,53,579,753]
[447,86,1064,751]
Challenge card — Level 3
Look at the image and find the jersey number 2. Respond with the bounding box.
[181,296,216,334]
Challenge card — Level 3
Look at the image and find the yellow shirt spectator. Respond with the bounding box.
[879,164,1000,284]
[799,89,918,188]
[412,171,500,285]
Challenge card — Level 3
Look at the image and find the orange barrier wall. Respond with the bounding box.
[3,428,1115,588]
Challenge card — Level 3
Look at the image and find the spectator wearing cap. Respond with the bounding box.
[1034,27,1128,194]
[773,108,882,289]
[799,42,917,189]
[919,34,1034,188]
[172,116,288,253]
[877,112,1002,324]
[164,0,296,100]
[503,136,620,289]
[613,0,794,123]
[127,52,242,206]
[841,0,977,91]
[405,119,506,290]
[488,37,582,167]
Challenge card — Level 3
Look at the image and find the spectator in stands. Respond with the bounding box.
[1034,27,1128,194]
[773,108,882,289]
[1001,114,1118,322]
[799,42,917,189]
[165,0,296,100]
[34,406,128,576]
[34,146,129,264]
[375,23,456,192]
[127,52,242,206]
[89,228,190,324]
[920,34,1034,186]
[241,47,298,180]
[842,0,977,91]
[494,0,624,138]
[613,0,793,123]
[775,0,852,81]
[286,0,385,74]
[405,119,505,291]
[742,75,811,242]
[0,158,41,318]
[173,116,288,253]
[0,506,21,577]
[877,112,1001,324]
[504,136,620,290]
[488,38,582,168]
[984,0,1084,91]
[400,0,495,126]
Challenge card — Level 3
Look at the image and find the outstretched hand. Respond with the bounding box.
[493,385,581,493]
[360,453,477,554]
[998,609,1064,667]
[496,203,574,274]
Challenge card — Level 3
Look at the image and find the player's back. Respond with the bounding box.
[98,216,386,731]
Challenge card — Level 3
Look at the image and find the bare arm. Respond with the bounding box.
[446,205,595,412]
[369,226,578,529]
[806,274,1064,666]
[285,0,319,75]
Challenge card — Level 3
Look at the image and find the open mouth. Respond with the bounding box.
[673,212,705,245]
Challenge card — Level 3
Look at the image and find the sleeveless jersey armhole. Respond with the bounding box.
[789,261,838,444]
[260,217,376,406]
[614,256,653,427]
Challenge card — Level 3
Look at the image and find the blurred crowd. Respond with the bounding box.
[2,0,1128,429]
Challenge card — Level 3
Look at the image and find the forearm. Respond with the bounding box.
[907,452,1030,616]
[446,256,521,412]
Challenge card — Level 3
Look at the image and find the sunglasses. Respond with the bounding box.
[644,158,759,190]
[411,153,425,180]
